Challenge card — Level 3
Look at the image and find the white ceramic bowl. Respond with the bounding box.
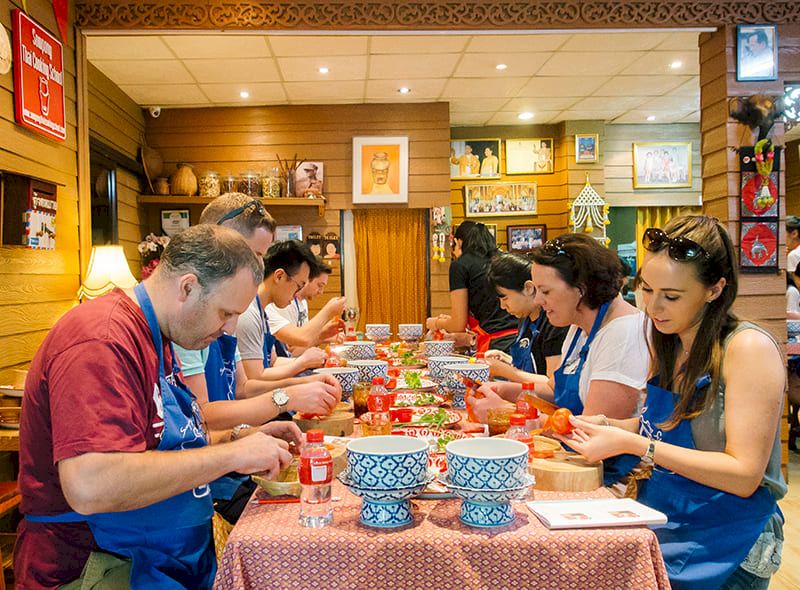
[346,359,389,383]
[398,323,424,341]
[441,362,489,390]
[346,435,429,489]
[313,367,359,393]
[422,340,455,358]
[365,324,391,343]
[340,341,376,360]
[427,355,469,380]
[445,438,528,490]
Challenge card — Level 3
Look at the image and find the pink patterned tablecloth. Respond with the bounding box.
[214,484,670,590]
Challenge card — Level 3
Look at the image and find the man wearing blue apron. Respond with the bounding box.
[15,226,294,589]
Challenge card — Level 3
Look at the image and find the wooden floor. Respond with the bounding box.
[772,451,799,589]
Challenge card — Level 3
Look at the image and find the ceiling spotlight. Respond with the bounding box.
[647,115,657,121]
[518,112,534,120]
[318,67,329,74]
[496,63,508,71]
[239,90,250,99]
[670,60,683,70]
[399,87,411,94]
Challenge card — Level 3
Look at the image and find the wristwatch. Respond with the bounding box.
[230,424,251,441]
[272,388,290,412]
[641,439,656,465]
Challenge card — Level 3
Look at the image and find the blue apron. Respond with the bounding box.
[26,282,215,589]
[205,334,250,500]
[257,294,275,369]
[552,301,638,485]
[510,310,544,375]
[638,376,778,590]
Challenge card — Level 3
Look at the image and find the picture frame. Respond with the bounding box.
[275,225,303,242]
[505,138,554,175]
[295,161,324,198]
[464,182,537,218]
[575,134,599,163]
[632,142,692,189]
[323,232,341,260]
[736,24,778,82]
[507,225,546,253]
[450,138,502,179]
[740,220,778,273]
[306,231,323,257]
[352,136,408,204]
[160,209,190,237]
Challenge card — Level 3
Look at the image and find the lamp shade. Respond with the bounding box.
[78,245,138,299]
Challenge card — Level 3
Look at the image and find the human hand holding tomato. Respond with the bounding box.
[545,408,574,435]
[551,415,636,463]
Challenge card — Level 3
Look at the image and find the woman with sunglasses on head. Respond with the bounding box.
[557,216,786,590]
[425,223,517,353]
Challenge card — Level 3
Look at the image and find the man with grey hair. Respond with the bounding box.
[16,225,293,589]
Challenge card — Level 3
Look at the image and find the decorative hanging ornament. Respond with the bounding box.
[753,139,776,210]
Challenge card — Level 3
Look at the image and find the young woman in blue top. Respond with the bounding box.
[559,215,786,590]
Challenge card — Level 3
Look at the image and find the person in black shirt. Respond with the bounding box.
[485,253,568,384]
[425,223,517,353]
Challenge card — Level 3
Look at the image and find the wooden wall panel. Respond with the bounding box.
[787,140,800,216]
[0,0,80,379]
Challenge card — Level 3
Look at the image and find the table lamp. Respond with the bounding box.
[77,245,138,300]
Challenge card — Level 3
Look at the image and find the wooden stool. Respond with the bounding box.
[0,481,21,590]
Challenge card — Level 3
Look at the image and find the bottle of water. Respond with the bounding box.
[298,429,333,528]
[516,383,542,432]
[505,413,534,462]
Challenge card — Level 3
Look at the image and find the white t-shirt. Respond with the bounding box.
[266,298,308,335]
[788,245,800,273]
[559,311,649,414]
[788,286,800,314]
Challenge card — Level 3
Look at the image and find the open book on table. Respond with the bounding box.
[526,498,668,530]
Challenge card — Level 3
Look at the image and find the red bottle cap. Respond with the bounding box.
[509,413,527,426]
[306,429,324,443]
[371,377,385,385]
[522,382,535,390]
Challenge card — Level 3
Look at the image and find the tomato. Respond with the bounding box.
[549,408,574,435]
[298,412,321,419]
[386,378,398,390]
[387,368,401,377]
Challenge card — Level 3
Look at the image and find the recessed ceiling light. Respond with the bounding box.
[496,63,508,71]
[239,90,250,99]
[319,67,329,74]
[398,87,411,94]
[670,60,683,70]
[518,112,534,120]
[647,115,657,121]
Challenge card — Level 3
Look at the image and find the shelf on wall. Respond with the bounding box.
[137,195,326,217]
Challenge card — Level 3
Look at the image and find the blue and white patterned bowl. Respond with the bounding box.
[346,359,389,383]
[441,362,489,390]
[427,355,468,381]
[346,436,429,490]
[313,367,359,394]
[445,438,528,490]
[365,324,391,343]
[398,323,424,341]
[340,341,376,360]
[439,473,535,528]
[338,470,435,528]
[422,340,455,358]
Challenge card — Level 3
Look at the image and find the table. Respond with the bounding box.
[214,484,670,590]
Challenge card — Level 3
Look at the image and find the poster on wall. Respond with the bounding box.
[740,221,778,273]
[352,136,408,204]
[23,188,58,250]
[11,10,66,142]
[450,139,501,179]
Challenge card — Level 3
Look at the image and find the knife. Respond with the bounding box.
[457,373,560,414]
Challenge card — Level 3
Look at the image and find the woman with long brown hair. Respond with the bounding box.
[558,215,786,590]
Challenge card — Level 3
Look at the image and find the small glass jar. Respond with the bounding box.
[487,407,515,437]
[352,382,371,418]
[239,171,261,198]
[220,174,237,194]
[198,170,220,198]
[262,167,281,199]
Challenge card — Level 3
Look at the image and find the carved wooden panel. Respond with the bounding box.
[75,1,800,30]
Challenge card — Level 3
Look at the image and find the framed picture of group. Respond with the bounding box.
[464,182,537,218]
[508,225,546,253]
[632,142,692,189]
[450,139,502,179]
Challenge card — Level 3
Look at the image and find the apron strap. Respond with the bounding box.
[134,283,168,379]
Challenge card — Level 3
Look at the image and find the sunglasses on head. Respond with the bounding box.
[642,228,710,261]
[216,199,266,225]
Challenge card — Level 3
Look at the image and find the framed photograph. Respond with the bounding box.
[575,134,599,163]
[464,182,537,218]
[160,209,190,237]
[276,225,303,242]
[632,142,692,189]
[295,161,324,198]
[505,138,554,175]
[736,24,778,82]
[507,225,546,253]
[352,136,408,204]
[450,139,501,179]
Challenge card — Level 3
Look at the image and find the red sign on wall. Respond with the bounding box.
[12,10,66,142]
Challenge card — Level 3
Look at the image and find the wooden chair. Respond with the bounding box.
[0,480,21,590]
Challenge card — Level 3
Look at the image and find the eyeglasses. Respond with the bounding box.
[286,274,306,295]
[216,199,267,225]
[642,228,710,261]
[541,238,570,258]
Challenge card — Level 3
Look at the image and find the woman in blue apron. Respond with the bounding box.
[26,282,216,589]
[483,252,568,384]
[559,216,786,589]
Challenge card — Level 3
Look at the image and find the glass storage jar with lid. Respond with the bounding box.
[198,170,220,198]
[220,174,237,194]
[262,167,281,199]
[239,171,262,198]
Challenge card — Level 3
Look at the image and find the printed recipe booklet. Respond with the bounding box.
[526,498,668,530]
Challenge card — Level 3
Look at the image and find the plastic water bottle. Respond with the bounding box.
[505,413,534,461]
[298,429,333,528]
[367,376,393,415]
[516,383,543,432]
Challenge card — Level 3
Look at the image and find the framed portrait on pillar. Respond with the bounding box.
[352,136,408,204]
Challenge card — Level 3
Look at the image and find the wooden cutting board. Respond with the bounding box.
[529,436,603,492]
[292,402,354,437]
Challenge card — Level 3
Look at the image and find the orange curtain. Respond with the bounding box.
[353,209,427,335]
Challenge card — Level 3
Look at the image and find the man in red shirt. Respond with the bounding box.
[15,225,296,589]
